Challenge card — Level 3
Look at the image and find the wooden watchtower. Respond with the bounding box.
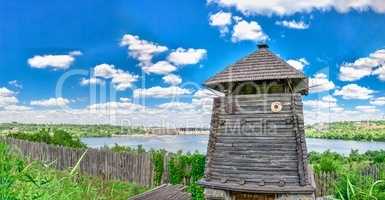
[199,44,316,200]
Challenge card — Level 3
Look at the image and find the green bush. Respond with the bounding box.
[7,129,86,148]
[151,149,166,186]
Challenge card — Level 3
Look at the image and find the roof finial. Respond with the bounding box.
[257,43,269,49]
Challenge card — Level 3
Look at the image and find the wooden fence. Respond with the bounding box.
[2,137,383,197]
[1,137,161,187]
[314,165,384,197]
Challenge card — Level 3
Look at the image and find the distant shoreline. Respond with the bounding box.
[112,130,210,137]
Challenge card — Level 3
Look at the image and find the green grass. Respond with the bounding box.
[0,142,147,200]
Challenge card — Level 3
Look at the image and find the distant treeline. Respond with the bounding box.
[2,120,385,141]
[306,120,385,141]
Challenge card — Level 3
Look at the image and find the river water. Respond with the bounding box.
[81,135,385,155]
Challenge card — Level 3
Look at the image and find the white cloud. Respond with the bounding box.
[209,11,233,35]
[0,87,15,97]
[287,58,309,71]
[334,84,375,100]
[303,95,338,109]
[88,102,145,112]
[120,34,168,67]
[162,74,182,85]
[8,80,22,89]
[207,0,385,16]
[119,97,131,102]
[339,49,385,81]
[309,73,335,93]
[370,97,385,106]
[4,105,32,111]
[0,87,31,111]
[28,52,79,70]
[111,71,138,91]
[133,86,191,98]
[275,20,309,29]
[167,48,207,66]
[0,87,19,108]
[231,20,268,42]
[0,96,18,107]
[143,61,177,75]
[93,63,138,91]
[80,78,104,86]
[94,63,117,78]
[68,50,83,56]
[355,105,378,113]
[158,102,195,111]
[30,97,70,107]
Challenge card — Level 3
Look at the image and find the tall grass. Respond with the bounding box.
[335,174,385,200]
[0,142,147,200]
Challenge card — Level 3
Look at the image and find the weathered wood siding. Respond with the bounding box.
[203,94,311,192]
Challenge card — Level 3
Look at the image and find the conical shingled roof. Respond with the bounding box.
[205,45,307,87]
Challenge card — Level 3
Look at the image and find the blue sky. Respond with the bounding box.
[1,0,385,126]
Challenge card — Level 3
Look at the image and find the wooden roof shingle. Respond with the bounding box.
[204,45,307,87]
[128,184,191,200]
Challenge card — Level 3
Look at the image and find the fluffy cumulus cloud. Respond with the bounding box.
[162,74,182,85]
[207,0,385,16]
[28,51,82,70]
[275,20,309,29]
[133,86,191,98]
[231,20,268,42]
[339,49,385,81]
[209,11,233,35]
[120,34,207,75]
[370,97,385,106]
[287,58,309,71]
[334,84,375,100]
[167,48,207,66]
[120,34,168,67]
[143,61,177,75]
[355,105,378,113]
[92,64,138,90]
[30,97,70,107]
[309,73,335,93]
